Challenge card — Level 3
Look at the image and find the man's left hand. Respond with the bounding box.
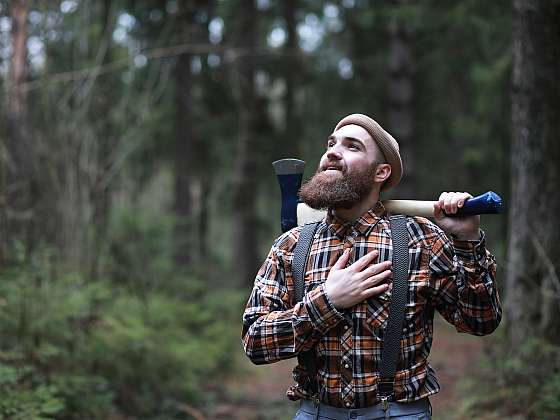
[433,192,480,241]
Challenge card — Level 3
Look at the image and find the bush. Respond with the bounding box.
[457,335,560,419]
[0,236,241,418]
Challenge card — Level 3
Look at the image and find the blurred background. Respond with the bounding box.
[0,0,558,418]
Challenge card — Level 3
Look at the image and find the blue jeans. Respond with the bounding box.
[294,398,431,420]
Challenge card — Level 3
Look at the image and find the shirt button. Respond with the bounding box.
[345,402,351,408]
[344,325,349,330]
[344,363,350,369]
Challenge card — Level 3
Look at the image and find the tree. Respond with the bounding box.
[172,1,196,266]
[386,3,417,197]
[506,0,560,347]
[231,0,260,285]
[3,0,34,262]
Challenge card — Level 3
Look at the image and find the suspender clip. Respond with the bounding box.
[380,396,389,411]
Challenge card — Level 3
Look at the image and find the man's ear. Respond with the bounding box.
[374,163,391,184]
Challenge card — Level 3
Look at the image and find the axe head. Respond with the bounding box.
[273,159,305,233]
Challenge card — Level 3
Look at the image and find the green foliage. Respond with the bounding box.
[0,239,241,418]
[457,336,560,419]
[108,206,175,295]
[0,363,64,420]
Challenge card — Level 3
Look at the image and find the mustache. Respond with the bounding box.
[319,161,345,172]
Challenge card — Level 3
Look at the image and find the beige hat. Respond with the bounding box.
[333,113,403,190]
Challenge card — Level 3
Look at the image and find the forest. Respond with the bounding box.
[0,0,559,419]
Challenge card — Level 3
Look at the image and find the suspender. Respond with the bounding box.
[379,215,410,407]
[292,222,321,397]
[292,215,409,405]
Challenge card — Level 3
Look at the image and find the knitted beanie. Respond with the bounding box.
[333,113,403,190]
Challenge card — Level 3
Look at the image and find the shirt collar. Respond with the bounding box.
[325,201,386,239]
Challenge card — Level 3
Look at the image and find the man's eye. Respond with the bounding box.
[327,142,334,148]
[349,144,359,150]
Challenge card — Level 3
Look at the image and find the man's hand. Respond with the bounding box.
[324,249,391,309]
[433,192,480,240]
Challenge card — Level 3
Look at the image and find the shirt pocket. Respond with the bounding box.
[364,291,391,341]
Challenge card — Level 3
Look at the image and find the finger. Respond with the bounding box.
[361,260,392,278]
[433,201,444,219]
[449,192,461,214]
[451,192,466,213]
[363,269,392,288]
[444,194,454,214]
[457,192,473,208]
[332,248,351,270]
[438,192,448,214]
[361,283,390,299]
[350,250,379,272]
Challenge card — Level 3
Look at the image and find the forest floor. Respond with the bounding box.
[204,315,494,420]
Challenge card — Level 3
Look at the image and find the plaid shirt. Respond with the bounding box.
[242,203,501,409]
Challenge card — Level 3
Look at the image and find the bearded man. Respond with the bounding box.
[242,114,502,420]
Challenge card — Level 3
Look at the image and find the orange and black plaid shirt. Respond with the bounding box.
[242,204,501,409]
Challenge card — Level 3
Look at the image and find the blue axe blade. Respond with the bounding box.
[272,159,305,233]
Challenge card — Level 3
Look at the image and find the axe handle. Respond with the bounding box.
[297,191,503,225]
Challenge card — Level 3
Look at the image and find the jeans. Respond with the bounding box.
[294,398,431,420]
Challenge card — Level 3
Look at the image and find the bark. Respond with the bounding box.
[198,178,210,259]
[173,49,194,266]
[281,0,302,158]
[4,0,34,261]
[506,0,560,348]
[172,1,200,266]
[231,0,259,285]
[386,12,416,197]
[88,0,116,278]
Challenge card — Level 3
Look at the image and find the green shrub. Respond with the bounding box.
[0,362,64,419]
[457,336,560,419]
[0,237,240,418]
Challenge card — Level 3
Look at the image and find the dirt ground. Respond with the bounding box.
[207,315,492,420]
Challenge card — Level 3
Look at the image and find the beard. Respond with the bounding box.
[299,163,378,210]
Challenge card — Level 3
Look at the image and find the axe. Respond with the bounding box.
[272,158,503,233]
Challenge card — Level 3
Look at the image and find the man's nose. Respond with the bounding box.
[326,147,342,160]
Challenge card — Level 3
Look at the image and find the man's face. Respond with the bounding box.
[320,124,383,178]
[299,124,387,210]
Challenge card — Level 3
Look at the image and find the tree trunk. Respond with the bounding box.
[4,0,34,261]
[506,0,560,348]
[89,0,116,278]
[231,0,259,286]
[172,2,197,267]
[282,0,302,158]
[386,9,416,197]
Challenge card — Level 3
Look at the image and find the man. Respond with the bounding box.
[242,114,502,419]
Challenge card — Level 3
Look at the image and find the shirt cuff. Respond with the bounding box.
[303,283,344,333]
[451,230,489,267]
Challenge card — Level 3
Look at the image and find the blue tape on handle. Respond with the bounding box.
[276,173,303,232]
[457,191,504,216]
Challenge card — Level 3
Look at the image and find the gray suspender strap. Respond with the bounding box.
[292,222,320,397]
[293,222,320,302]
[378,215,410,409]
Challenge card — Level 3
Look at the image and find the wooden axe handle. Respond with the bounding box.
[297,192,503,226]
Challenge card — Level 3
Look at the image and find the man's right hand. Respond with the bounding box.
[324,249,392,309]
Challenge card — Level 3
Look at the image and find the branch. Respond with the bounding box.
[531,235,560,299]
[5,43,305,94]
